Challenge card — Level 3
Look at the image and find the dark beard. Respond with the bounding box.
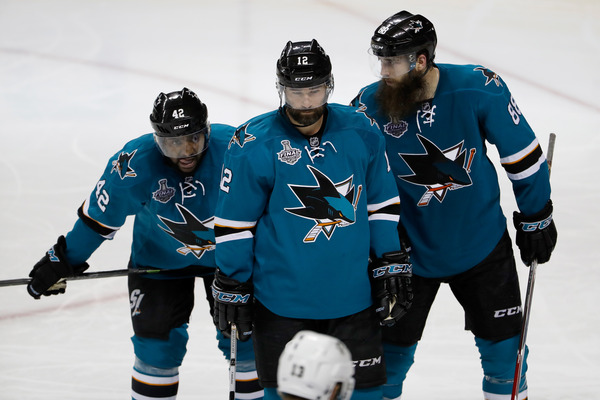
[375,71,427,122]
[286,105,326,127]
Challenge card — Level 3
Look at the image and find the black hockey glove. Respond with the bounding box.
[513,199,557,266]
[369,250,413,326]
[211,268,253,342]
[27,235,89,299]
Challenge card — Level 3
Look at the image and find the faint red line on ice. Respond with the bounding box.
[0,292,126,321]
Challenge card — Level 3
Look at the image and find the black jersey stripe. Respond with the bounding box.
[215,224,256,238]
[77,203,117,237]
[368,202,401,217]
[501,143,544,175]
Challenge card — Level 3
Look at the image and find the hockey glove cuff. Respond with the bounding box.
[27,235,90,299]
[211,268,253,342]
[369,250,413,326]
[513,199,557,266]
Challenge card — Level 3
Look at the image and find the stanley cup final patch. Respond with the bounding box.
[277,140,302,165]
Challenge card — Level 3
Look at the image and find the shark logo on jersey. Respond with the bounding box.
[474,67,502,87]
[351,93,380,128]
[152,179,176,203]
[111,149,137,179]
[399,134,475,206]
[286,165,362,243]
[228,123,256,149]
[278,140,302,165]
[157,203,215,259]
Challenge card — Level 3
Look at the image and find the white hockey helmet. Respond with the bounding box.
[277,331,355,400]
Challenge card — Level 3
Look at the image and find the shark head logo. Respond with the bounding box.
[157,203,215,259]
[474,67,502,87]
[285,165,362,242]
[399,134,475,206]
[228,123,256,149]
[408,19,424,33]
[111,149,137,179]
[351,91,380,128]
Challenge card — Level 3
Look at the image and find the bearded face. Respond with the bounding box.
[286,105,326,127]
[375,69,428,122]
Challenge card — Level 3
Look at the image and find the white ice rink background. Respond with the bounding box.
[0,0,599,399]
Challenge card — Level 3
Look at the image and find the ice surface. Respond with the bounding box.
[1,1,598,398]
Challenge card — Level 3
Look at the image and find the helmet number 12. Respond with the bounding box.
[296,56,309,65]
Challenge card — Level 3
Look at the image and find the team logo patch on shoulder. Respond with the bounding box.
[286,166,362,243]
[384,120,409,138]
[352,94,380,128]
[157,203,215,259]
[399,134,476,206]
[474,66,502,87]
[277,140,302,165]
[152,179,176,203]
[111,149,137,179]
[228,123,256,149]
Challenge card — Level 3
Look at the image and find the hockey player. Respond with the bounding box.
[26,88,263,400]
[211,39,412,400]
[277,330,355,400]
[350,11,558,400]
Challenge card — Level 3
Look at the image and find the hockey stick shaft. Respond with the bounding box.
[0,268,162,288]
[511,132,556,400]
[229,323,238,400]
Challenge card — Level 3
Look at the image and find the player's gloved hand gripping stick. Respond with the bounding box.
[211,268,254,342]
[26,235,89,298]
[369,249,413,326]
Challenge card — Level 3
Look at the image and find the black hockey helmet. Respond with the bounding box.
[371,11,437,64]
[276,39,333,89]
[150,88,210,158]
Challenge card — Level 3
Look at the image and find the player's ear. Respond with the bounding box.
[415,53,428,72]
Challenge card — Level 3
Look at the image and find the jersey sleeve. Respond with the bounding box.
[477,70,551,215]
[64,140,151,265]
[361,124,403,258]
[214,125,274,282]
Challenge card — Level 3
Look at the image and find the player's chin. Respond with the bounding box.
[383,78,399,87]
[175,156,199,173]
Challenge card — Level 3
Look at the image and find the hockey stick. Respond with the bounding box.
[229,323,238,400]
[0,268,163,288]
[511,132,556,400]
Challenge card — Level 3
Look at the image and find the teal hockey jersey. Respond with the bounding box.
[214,104,402,319]
[63,124,234,271]
[351,64,551,278]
